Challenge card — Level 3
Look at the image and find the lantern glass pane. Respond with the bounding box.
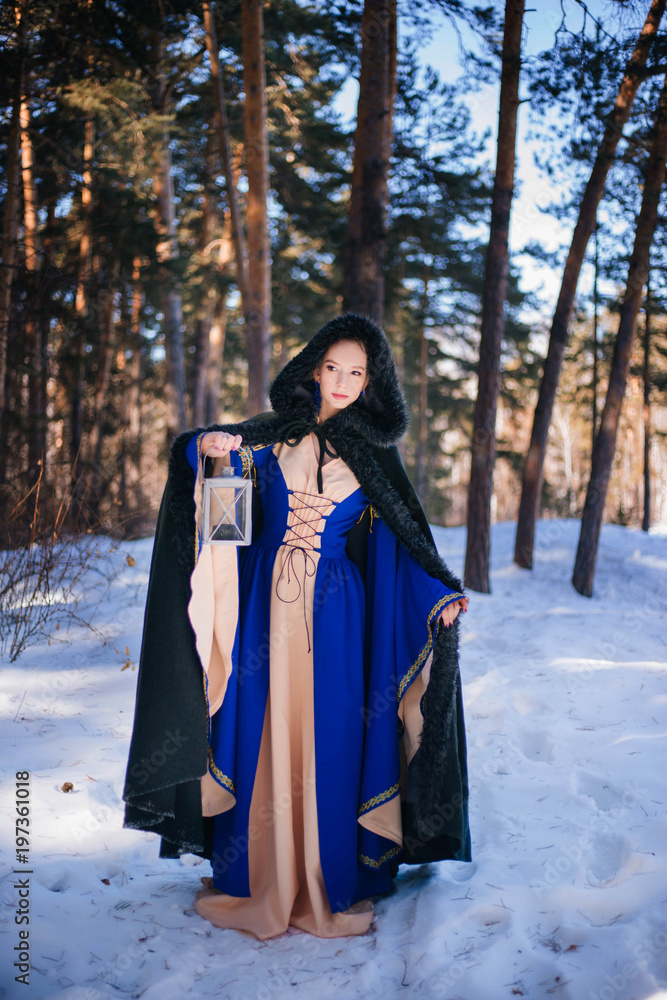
[210,486,245,542]
[203,476,252,545]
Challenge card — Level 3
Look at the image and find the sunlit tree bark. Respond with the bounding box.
[146,29,187,444]
[241,0,271,416]
[573,72,667,596]
[343,0,396,323]
[0,2,26,436]
[465,0,524,594]
[642,277,652,533]
[202,2,250,314]
[118,256,146,534]
[20,92,47,482]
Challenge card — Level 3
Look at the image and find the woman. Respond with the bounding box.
[123,313,471,940]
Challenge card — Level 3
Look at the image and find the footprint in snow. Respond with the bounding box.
[517,727,555,763]
[574,772,631,812]
[583,832,633,883]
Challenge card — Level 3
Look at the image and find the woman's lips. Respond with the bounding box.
[332,393,348,399]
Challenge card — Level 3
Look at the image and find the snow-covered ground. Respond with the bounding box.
[1,518,666,1000]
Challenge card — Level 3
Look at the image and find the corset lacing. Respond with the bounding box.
[275,488,340,653]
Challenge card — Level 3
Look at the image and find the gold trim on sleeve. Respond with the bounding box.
[193,431,207,565]
[397,591,464,702]
[238,444,256,484]
[358,781,400,817]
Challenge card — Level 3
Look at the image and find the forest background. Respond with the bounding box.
[1,0,667,608]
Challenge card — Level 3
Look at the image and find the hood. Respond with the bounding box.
[268,313,409,447]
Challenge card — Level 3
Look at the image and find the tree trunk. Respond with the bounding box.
[86,259,119,522]
[192,317,210,429]
[514,0,666,570]
[592,219,599,452]
[555,404,575,515]
[395,249,406,465]
[343,0,393,323]
[464,0,524,593]
[241,0,271,417]
[572,72,667,597]
[206,295,228,424]
[0,3,26,434]
[192,128,220,427]
[72,110,94,481]
[202,2,250,311]
[42,197,56,481]
[0,364,11,486]
[642,277,651,532]
[146,30,187,445]
[89,259,119,472]
[20,92,47,483]
[206,211,233,424]
[385,0,397,175]
[192,246,213,429]
[119,256,146,534]
[416,264,429,508]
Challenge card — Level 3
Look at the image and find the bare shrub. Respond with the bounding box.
[0,464,121,662]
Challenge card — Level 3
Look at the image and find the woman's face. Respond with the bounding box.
[313,339,369,414]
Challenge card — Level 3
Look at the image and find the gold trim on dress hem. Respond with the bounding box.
[359,843,402,870]
[207,745,236,794]
[358,781,400,817]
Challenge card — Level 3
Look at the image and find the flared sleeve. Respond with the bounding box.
[359,511,471,867]
[184,435,274,820]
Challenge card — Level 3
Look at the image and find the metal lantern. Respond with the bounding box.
[202,465,253,545]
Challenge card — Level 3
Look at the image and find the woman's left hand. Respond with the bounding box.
[439,596,469,628]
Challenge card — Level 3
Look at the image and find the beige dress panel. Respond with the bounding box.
[190,433,430,939]
[189,449,240,817]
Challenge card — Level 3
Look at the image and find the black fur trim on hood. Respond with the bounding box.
[268,313,409,447]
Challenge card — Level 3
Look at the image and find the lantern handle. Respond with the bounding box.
[199,447,234,480]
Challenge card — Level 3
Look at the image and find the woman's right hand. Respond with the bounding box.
[201,431,243,457]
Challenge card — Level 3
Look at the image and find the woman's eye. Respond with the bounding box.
[325,364,363,376]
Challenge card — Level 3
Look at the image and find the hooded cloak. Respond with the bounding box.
[122,313,471,887]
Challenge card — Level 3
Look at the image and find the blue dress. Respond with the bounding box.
[185,431,463,939]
